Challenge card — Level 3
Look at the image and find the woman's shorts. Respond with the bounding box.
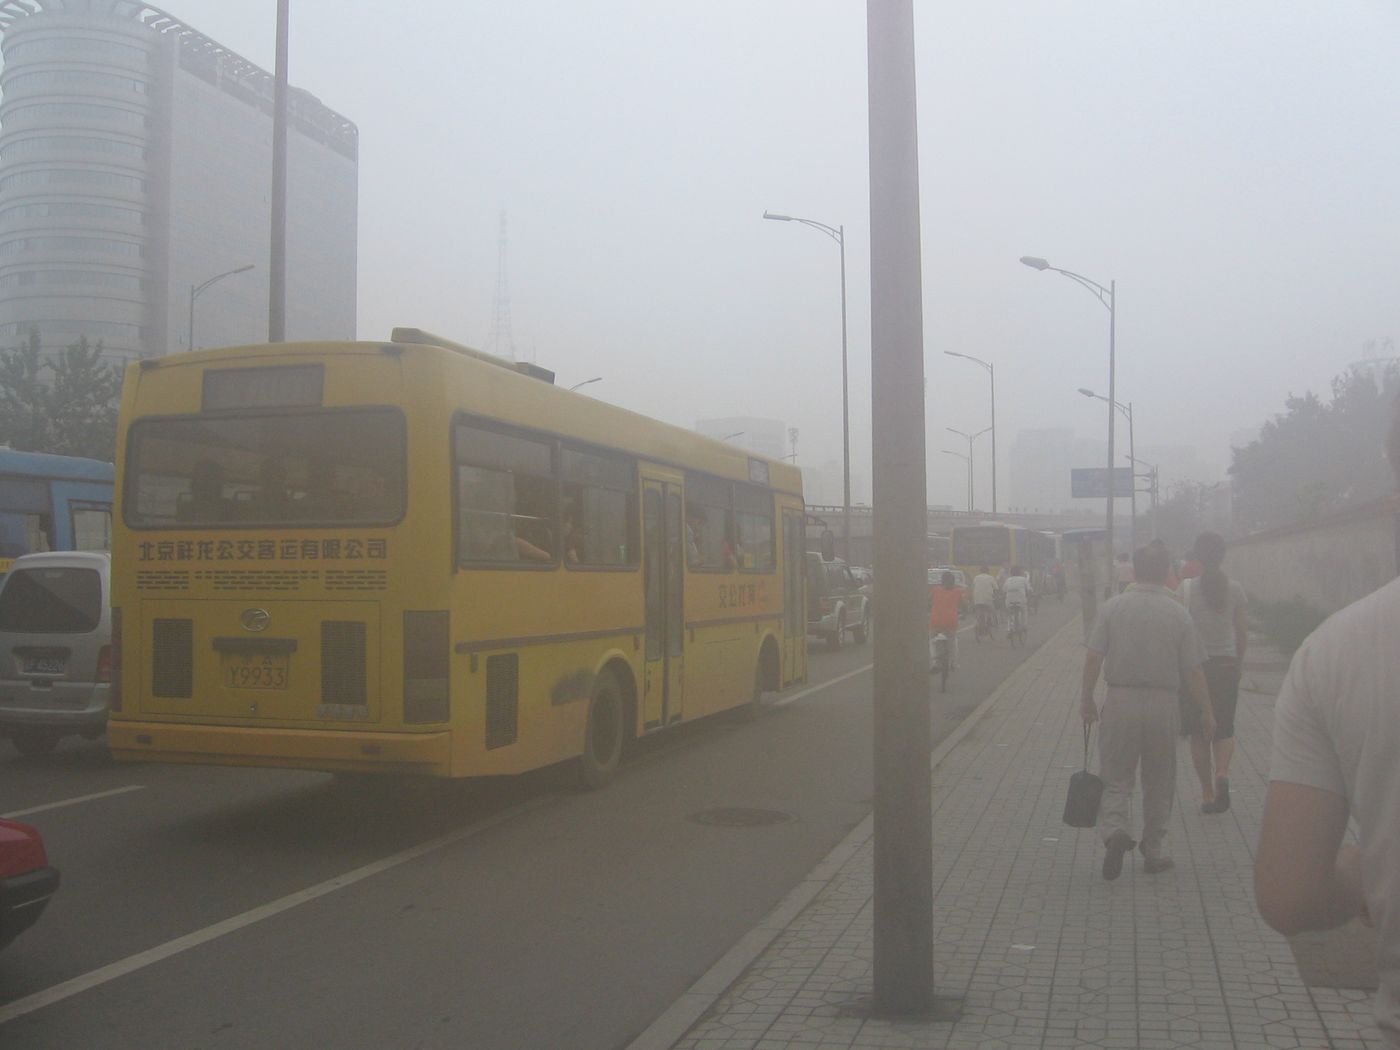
[1179,656,1240,740]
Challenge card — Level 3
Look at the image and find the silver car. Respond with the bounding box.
[0,551,111,756]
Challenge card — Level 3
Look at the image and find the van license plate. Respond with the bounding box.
[23,655,64,674]
[225,654,289,690]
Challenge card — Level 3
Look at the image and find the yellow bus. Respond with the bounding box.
[108,329,807,784]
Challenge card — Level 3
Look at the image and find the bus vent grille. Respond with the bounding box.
[137,571,189,592]
[321,621,367,707]
[151,618,193,698]
[326,570,388,592]
[485,654,518,750]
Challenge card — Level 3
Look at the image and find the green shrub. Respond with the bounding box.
[1251,597,1328,654]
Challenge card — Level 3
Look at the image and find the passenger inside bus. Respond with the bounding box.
[184,460,229,522]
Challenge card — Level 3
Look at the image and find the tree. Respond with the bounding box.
[46,337,122,460]
[0,330,122,461]
[1229,361,1399,533]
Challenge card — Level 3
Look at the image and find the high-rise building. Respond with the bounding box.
[1009,428,1107,512]
[0,0,357,366]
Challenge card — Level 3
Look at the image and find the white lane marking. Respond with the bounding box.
[773,622,977,708]
[772,663,872,707]
[4,785,146,819]
[0,795,552,1026]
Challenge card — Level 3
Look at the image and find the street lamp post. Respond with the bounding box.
[942,448,972,512]
[1022,256,1116,595]
[568,376,602,392]
[269,0,289,342]
[1079,388,1135,548]
[944,352,996,513]
[1128,455,1159,539]
[764,210,849,562]
[946,425,991,511]
[189,264,255,350]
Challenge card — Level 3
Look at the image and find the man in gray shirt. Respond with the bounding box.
[1081,543,1214,879]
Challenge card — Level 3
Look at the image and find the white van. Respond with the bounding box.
[0,551,111,756]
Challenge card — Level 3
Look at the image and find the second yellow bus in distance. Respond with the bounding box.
[108,329,808,785]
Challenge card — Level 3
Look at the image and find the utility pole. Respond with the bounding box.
[868,0,934,1016]
[268,0,289,342]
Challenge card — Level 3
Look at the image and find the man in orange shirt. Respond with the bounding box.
[929,570,965,671]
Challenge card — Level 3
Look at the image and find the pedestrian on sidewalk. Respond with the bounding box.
[1256,409,1400,1048]
[1179,531,1248,814]
[1080,543,1215,880]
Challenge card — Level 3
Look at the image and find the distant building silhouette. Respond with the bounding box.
[0,0,357,365]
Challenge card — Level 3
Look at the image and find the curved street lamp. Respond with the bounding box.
[946,425,991,512]
[944,352,997,513]
[568,376,603,392]
[1079,388,1137,547]
[189,263,255,350]
[1022,255,1117,594]
[941,448,972,512]
[764,210,849,561]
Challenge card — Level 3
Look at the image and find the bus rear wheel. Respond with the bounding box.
[578,673,625,790]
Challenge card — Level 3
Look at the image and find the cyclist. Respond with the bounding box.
[1003,565,1029,639]
[971,564,998,640]
[928,570,964,672]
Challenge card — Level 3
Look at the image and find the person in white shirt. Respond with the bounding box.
[1257,410,1400,1047]
[1003,566,1029,637]
[971,566,998,638]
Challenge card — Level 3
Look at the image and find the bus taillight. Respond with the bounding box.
[403,610,449,724]
[108,608,121,711]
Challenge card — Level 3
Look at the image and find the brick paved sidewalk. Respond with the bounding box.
[662,618,1385,1050]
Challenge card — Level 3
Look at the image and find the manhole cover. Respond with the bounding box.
[688,807,794,827]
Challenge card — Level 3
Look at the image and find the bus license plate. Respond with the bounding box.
[23,655,65,674]
[225,654,289,690]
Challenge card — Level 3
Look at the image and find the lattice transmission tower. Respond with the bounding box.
[484,211,517,361]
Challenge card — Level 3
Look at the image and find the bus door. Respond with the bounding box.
[782,508,806,684]
[641,479,684,728]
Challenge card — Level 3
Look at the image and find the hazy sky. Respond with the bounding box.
[168,1,1400,509]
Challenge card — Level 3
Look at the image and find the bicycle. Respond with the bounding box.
[1007,603,1027,647]
[974,603,995,644]
[929,631,952,692]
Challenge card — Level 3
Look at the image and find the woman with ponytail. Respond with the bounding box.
[1181,531,1248,812]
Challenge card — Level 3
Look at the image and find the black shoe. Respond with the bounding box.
[1102,830,1134,881]
[1214,777,1230,812]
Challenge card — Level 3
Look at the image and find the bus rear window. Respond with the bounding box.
[0,566,101,633]
[125,409,406,528]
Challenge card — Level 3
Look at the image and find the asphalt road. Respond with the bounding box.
[0,597,1078,1050]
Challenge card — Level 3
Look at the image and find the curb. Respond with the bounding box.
[623,614,1085,1050]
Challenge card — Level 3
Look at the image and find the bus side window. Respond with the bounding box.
[454,422,557,566]
[733,484,775,572]
[561,445,637,567]
[683,473,735,571]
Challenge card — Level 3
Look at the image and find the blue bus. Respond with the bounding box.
[0,451,113,575]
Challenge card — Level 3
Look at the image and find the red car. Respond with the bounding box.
[0,818,59,949]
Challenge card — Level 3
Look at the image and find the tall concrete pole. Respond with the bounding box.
[268,0,289,342]
[868,0,933,1015]
[1104,279,1116,593]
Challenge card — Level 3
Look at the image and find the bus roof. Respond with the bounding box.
[127,336,803,496]
[0,449,113,482]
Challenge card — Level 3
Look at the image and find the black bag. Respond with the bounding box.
[1063,723,1104,828]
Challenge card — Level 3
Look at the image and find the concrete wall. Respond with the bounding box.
[1227,498,1399,614]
